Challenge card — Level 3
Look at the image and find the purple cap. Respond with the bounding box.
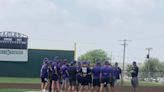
[133,61,136,64]
[43,57,49,63]
[83,61,87,65]
[78,62,81,65]
[70,61,75,66]
[104,61,109,65]
[96,61,101,65]
[62,59,67,64]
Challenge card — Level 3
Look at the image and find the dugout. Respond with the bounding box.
[0,49,74,77]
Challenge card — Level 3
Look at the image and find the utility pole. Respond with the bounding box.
[146,47,152,79]
[146,48,152,59]
[74,42,77,61]
[119,39,131,83]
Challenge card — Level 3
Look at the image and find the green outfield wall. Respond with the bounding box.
[0,49,74,77]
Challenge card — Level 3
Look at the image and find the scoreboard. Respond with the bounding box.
[0,31,28,49]
[0,31,28,62]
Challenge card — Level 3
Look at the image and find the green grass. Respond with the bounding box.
[0,77,40,84]
[0,89,40,92]
[123,80,164,86]
[0,89,27,92]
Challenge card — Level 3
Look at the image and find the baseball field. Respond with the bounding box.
[0,77,164,92]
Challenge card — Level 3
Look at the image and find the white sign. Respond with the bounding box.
[0,49,28,62]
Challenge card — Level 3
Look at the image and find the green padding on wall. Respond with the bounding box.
[0,49,74,77]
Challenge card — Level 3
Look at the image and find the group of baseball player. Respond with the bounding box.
[40,57,139,92]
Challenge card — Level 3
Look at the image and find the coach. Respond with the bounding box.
[131,61,139,92]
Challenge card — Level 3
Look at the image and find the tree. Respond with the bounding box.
[140,58,163,78]
[160,62,164,77]
[125,64,133,77]
[78,49,109,64]
[161,62,164,71]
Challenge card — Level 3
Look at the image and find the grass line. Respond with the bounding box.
[123,80,164,86]
[0,77,40,84]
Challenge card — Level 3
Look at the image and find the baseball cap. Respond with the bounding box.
[43,57,49,63]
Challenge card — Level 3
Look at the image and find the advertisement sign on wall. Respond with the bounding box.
[0,49,28,62]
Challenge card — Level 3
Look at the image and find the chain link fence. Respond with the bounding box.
[124,70,164,83]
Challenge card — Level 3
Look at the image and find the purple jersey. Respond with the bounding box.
[56,62,61,76]
[113,67,122,79]
[92,66,101,79]
[52,62,58,75]
[61,64,68,79]
[101,66,113,78]
[40,64,48,78]
[77,66,82,73]
[68,66,77,79]
[76,66,82,78]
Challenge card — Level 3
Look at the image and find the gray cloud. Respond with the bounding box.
[0,0,164,62]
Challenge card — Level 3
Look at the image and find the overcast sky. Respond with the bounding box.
[0,0,164,63]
